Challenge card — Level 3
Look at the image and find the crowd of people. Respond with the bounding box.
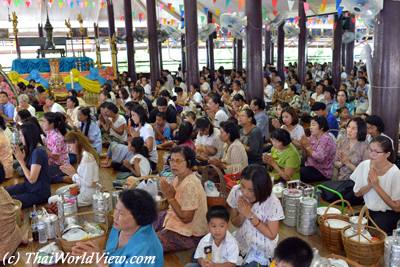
[0,61,399,266]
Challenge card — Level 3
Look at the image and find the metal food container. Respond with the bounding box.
[282,188,302,227]
[297,197,317,235]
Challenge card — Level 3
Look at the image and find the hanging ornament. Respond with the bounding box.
[287,0,295,11]
[238,0,244,11]
[14,0,22,6]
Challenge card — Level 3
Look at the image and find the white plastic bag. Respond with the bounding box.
[137,179,158,199]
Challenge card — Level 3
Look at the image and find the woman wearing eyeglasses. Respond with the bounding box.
[155,146,208,253]
[351,135,400,234]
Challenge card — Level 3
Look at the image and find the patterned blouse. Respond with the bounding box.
[227,185,284,265]
[334,136,369,180]
[305,132,337,179]
[222,139,248,174]
[45,129,69,166]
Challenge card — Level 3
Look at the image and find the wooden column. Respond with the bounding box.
[264,27,272,67]
[181,35,186,74]
[184,0,199,87]
[341,43,346,69]
[233,39,237,69]
[277,22,285,81]
[236,39,243,72]
[345,15,355,75]
[245,0,263,101]
[271,39,275,65]
[94,23,102,68]
[332,14,343,90]
[207,12,215,86]
[106,0,117,71]
[298,0,307,84]
[124,0,136,82]
[159,41,163,70]
[146,0,160,86]
[372,0,400,152]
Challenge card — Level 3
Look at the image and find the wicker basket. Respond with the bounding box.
[201,164,228,207]
[328,254,363,267]
[341,206,386,266]
[318,199,354,255]
[57,211,109,253]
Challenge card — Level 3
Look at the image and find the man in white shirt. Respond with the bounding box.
[44,95,66,114]
[14,94,36,121]
[162,70,174,91]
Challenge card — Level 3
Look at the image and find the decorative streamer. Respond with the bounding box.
[120,15,124,21]
[215,8,221,16]
[14,0,22,6]
[336,0,342,10]
[303,2,309,12]
[203,7,208,14]
[200,15,205,24]
[272,0,278,16]
[5,0,11,6]
[25,0,31,7]
[84,0,88,8]
[337,6,343,16]
[225,0,231,7]
[58,0,63,8]
[320,0,327,12]
[167,2,172,10]
[287,0,295,11]
[238,0,244,11]
[213,0,216,4]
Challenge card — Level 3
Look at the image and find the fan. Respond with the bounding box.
[284,24,300,39]
[266,11,288,28]
[134,29,147,42]
[342,31,356,44]
[199,23,217,41]
[159,25,182,42]
[116,35,126,44]
[220,13,247,39]
[342,0,383,19]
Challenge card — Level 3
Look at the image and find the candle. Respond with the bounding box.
[70,71,74,90]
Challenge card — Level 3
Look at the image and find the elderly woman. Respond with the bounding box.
[334,117,369,180]
[227,164,284,267]
[155,146,208,253]
[14,94,36,121]
[208,120,248,174]
[299,116,337,183]
[351,136,400,234]
[263,129,301,183]
[72,189,163,267]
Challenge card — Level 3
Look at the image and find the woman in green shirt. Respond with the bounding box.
[263,129,301,183]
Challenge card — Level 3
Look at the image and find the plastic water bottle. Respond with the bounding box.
[37,221,47,244]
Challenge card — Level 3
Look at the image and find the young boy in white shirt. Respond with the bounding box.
[185,205,239,267]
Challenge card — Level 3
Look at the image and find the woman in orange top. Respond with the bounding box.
[155,146,208,253]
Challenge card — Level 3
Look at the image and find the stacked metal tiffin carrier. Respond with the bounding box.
[385,228,400,267]
[282,181,317,235]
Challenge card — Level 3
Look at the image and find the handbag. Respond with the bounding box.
[319,180,364,206]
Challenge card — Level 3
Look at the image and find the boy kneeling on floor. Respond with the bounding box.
[185,205,239,267]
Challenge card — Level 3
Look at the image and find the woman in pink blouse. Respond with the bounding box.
[299,116,337,183]
[42,112,69,183]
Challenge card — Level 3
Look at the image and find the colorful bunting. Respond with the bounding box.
[58,0,63,8]
[287,0,295,11]
[320,0,327,12]
[25,0,31,7]
[225,0,231,7]
[201,15,205,24]
[213,0,216,4]
[204,7,208,14]
[215,8,221,16]
[238,0,244,11]
[303,2,309,12]
[336,0,342,10]
[337,6,343,16]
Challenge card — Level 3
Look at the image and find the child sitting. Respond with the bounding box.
[271,237,313,267]
[153,112,172,145]
[121,137,151,177]
[185,205,239,267]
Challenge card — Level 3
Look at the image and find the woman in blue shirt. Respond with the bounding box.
[6,122,51,208]
[78,107,102,154]
[72,189,163,267]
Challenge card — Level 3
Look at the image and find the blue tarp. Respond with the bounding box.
[11,57,94,74]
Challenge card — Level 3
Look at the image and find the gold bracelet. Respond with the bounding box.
[253,218,261,227]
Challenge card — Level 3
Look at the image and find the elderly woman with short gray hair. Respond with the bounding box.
[14,94,36,121]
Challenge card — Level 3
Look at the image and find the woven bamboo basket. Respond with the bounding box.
[318,199,354,255]
[328,254,363,267]
[201,164,228,208]
[341,206,386,267]
[57,211,109,253]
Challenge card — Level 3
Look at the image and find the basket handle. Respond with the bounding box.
[202,164,227,198]
[357,205,383,235]
[323,199,354,217]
